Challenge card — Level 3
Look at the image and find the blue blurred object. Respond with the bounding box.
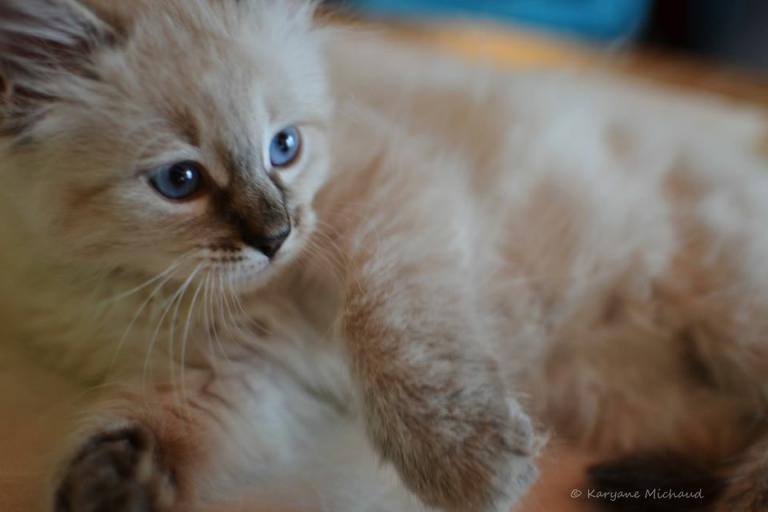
[344,0,652,43]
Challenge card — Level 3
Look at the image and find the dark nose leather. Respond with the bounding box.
[252,227,291,259]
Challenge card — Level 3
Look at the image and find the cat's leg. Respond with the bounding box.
[341,243,538,511]
[51,385,203,512]
[50,360,448,512]
[50,363,349,512]
[53,417,183,512]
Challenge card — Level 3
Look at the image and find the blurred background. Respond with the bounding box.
[328,0,768,77]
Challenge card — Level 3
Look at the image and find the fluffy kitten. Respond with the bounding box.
[0,1,767,512]
[0,1,532,510]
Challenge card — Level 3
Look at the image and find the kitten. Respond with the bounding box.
[0,2,767,512]
[0,1,533,511]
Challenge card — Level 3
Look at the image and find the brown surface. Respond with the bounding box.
[366,20,768,107]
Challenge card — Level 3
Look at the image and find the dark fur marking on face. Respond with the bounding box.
[210,257,245,264]
[216,139,259,183]
[208,243,239,253]
[215,183,291,250]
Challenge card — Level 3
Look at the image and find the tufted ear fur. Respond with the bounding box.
[0,0,117,134]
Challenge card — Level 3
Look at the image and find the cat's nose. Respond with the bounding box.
[253,227,291,259]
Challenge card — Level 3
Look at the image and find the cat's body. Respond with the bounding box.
[1,1,768,511]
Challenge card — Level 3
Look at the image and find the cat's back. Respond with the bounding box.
[328,32,767,192]
[328,32,768,355]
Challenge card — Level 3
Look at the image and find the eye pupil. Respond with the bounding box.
[270,126,301,168]
[170,166,194,186]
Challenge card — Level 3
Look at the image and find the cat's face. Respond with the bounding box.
[0,0,330,293]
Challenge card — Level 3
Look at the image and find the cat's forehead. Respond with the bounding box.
[88,0,329,181]
[91,0,326,107]
[83,0,313,34]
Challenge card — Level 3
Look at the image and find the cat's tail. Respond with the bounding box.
[589,425,768,512]
[588,441,768,512]
[585,454,724,512]
[586,436,768,512]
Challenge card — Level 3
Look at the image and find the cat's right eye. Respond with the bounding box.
[149,161,205,201]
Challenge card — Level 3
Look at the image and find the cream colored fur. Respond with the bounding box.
[1,1,767,511]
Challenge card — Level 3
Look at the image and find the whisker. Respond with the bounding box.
[166,267,196,386]
[179,268,207,408]
[209,270,238,365]
[226,269,251,321]
[217,269,242,336]
[101,253,193,306]
[305,238,345,285]
[201,271,217,367]
[108,253,193,370]
[207,270,235,369]
[142,264,202,395]
[307,220,350,272]
[167,265,203,410]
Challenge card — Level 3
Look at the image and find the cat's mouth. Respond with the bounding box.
[158,209,312,296]
[200,229,303,294]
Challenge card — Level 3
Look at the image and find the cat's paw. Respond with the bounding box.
[481,400,540,512]
[391,396,540,512]
[457,399,540,512]
[54,425,178,512]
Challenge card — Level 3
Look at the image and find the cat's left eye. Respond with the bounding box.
[149,161,205,201]
[269,126,302,169]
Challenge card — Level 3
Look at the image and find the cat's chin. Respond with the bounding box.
[223,244,303,295]
[227,266,276,294]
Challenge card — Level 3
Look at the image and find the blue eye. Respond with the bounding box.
[269,126,302,168]
[149,161,204,200]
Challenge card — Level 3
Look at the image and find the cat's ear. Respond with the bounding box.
[0,0,118,130]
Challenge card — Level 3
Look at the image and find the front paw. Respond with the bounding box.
[54,425,178,512]
[377,395,540,512]
[448,399,540,512]
[484,400,541,512]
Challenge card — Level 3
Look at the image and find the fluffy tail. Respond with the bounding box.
[714,435,768,512]
[586,454,724,512]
